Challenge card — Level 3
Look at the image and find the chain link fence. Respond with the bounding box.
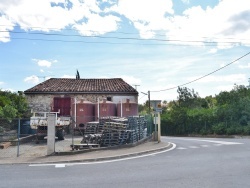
[0,115,154,158]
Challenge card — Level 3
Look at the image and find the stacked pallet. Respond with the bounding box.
[85,122,98,134]
[99,116,118,125]
[84,116,147,147]
[119,130,132,145]
[100,130,120,147]
[128,116,147,142]
[81,133,102,144]
[103,122,127,131]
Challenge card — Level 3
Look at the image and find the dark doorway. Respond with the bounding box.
[53,97,71,116]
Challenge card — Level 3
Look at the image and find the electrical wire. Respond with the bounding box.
[151,51,250,92]
[0,30,246,45]
[1,24,250,42]
[0,36,244,47]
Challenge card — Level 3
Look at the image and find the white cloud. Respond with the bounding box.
[110,0,173,38]
[1,88,15,92]
[40,69,44,73]
[208,48,218,54]
[32,59,54,67]
[215,85,235,92]
[0,15,14,42]
[239,63,250,69]
[166,0,250,48]
[73,14,120,36]
[181,0,190,4]
[61,75,75,78]
[120,75,141,85]
[0,0,120,37]
[1,0,250,49]
[0,81,4,85]
[24,75,39,84]
[37,60,52,67]
[187,74,247,83]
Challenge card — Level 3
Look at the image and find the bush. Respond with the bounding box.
[243,125,250,135]
[226,126,237,135]
[199,128,209,135]
[212,123,226,135]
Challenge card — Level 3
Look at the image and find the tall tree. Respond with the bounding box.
[0,90,29,120]
[76,69,80,79]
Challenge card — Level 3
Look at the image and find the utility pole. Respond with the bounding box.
[148,90,150,114]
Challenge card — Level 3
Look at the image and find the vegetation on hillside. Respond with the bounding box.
[139,84,250,136]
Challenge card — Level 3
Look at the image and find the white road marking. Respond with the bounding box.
[55,164,66,168]
[200,145,209,147]
[166,137,243,145]
[29,143,176,167]
[189,146,199,149]
[214,144,223,146]
[177,147,187,150]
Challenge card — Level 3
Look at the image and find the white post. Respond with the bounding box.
[47,113,56,155]
[121,99,123,117]
[158,112,161,143]
[74,97,77,128]
[98,98,100,120]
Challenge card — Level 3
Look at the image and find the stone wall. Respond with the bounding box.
[25,93,138,113]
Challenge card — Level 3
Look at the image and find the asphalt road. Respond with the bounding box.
[1,136,250,188]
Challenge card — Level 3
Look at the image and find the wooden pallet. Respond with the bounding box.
[70,143,100,150]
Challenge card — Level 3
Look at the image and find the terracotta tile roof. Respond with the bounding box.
[24,78,138,95]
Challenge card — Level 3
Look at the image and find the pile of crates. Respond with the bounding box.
[83,116,147,147]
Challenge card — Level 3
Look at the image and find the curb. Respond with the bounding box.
[55,136,153,156]
[0,142,174,165]
[41,142,174,164]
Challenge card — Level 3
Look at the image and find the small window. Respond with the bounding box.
[107,97,112,101]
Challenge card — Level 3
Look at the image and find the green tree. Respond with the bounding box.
[0,90,29,120]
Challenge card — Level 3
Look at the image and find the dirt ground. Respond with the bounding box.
[0,135,83,158]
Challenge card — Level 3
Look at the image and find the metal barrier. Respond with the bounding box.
[63,115,153,151]
[0,115,153,158]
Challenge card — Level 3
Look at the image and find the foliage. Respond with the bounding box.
[139,85,250,136]
[0,90,30,121]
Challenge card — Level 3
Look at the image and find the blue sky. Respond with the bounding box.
[1,0,250,103]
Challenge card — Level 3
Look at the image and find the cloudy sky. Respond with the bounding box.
[1,0,250,103]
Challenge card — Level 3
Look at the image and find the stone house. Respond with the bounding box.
[24,78,139,119]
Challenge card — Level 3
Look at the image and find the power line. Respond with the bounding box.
[151,51,250,92]
[1,24,250,42]
[0,30,246,45]
[0,36,245,47]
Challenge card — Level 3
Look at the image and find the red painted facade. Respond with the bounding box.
[95,99,117,119]
[117,99,138,117]
[72,100,95,127]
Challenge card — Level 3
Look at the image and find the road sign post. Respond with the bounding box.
[150,100,162,143]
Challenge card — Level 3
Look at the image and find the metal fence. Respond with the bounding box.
[0,115,154,158]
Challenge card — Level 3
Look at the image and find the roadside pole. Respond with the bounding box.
[17,118,20,157]
[157,112,161,143]
[150,100,162,142]
[47,114,56,155]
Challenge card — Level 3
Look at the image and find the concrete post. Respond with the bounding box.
[47,113,56,155]
[158,112,161,143]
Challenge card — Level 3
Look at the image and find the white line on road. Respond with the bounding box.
[55,164,66,168]
[29,143,176,168]
[200,145,210,147]
[214,144,223,146]
[177,147,187,150]
[189,146,199,149]
[165,137,243,145]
